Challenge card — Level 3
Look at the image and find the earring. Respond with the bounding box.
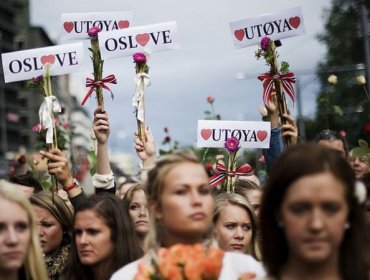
[344,222,350,230]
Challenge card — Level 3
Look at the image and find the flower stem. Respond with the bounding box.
[91,37,104,110]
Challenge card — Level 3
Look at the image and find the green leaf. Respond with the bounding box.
[358,139,368,149]
[332,105,343,116]
[87,150,97,176]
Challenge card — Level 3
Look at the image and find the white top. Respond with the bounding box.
[111,252,266,280]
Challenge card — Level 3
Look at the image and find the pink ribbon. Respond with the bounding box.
[257,72,296,106]
[81,74,117,105]
[209,163,254,188]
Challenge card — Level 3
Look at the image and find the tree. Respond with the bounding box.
[306,0,370,147]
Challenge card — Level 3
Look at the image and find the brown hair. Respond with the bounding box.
[259,144,368,280]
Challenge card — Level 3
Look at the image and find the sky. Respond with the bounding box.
[29,0,332,158]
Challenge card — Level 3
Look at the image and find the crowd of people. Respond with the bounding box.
[1,101,369,280]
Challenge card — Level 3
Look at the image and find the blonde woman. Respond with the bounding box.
[0,179,47,280]
[111,151,265,279]
[213,193,261,261]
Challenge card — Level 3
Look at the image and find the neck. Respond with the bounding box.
[91,259,113,280]
[281,255,341,280]
[162,231,205,248]
[0,270,19,280]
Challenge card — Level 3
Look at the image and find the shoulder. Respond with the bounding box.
[219,252,266,280]
[110,259,139,280]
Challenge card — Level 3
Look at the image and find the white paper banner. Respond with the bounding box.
[2,42,85,83]
[98,21,179,60]
[61,11,133,40]
[197,120,271,149]
[230,6,305,49]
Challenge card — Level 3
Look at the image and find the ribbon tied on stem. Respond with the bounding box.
[39,96,61,144]
[81,74,117,106]
[209,163,254,188]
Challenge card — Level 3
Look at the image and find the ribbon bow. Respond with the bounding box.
[209,163,254,188]
[39,96,61,144]
[81,74,117,105]
[257,72,296,106]
[132,73,151,122]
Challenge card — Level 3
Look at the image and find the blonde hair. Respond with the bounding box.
[0,180,48,280]
[213,193,261,261]
[143,150,206,251]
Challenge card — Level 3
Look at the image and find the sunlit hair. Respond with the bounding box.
[68,194,142,280]
[144,150,210,251]
[30,191,74,248]
[260,144,369,280]
[122,184,148,239]
[213,193,261,260]
[0,180,47,280]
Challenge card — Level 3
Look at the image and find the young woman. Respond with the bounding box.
[260,144,369,280]
[111,151,265,279]
[67,194,142,280]
[0,180,47,280]
[213,193,261,260]
[123,185,150,248]
[30,191,74,280]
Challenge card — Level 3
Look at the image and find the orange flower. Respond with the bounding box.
[133,261,153,280]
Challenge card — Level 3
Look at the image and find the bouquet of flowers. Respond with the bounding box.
[134,244,224,280]
[209,137,253,193]
[255,37,296,146]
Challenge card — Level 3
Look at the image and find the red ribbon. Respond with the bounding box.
[81,74,117,105]
[257,72,296,106]
[209,163,254,188]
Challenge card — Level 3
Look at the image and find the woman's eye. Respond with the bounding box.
[199,187,210,195]
[242,224,252,231]
[322,203,340,214]
[225,224,235,230]
[130,205,139,211]
[175,189,187,195]
[289,204,309,214]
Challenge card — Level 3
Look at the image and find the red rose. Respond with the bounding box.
[363,122,370,134]
[207,96,214,104]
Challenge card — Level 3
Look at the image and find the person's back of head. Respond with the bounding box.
[313,129,348,157]
[9,171,43,197]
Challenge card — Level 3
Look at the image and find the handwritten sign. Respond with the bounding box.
[230,6,305,48]
[197,120,271,149]
[2,42,84,83]
[61,11,133,40]
[98,21,179,60]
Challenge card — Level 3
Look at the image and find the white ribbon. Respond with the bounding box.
[38,96,61,144]
[132,73,151,122]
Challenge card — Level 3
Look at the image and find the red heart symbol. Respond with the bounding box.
[289,16,301,29]
[41,55,55,65]
[63,22,74,33]
[201,129,212,140]
[257,130,268,142]
[136,33,150,46]
[234,29,245,41]
[118,20,129,29]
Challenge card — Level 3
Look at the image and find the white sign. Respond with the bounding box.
[230,6,305,48]
[2,42,85,83]
[197,120,271,149]
[61,11,133,40]
[98,21,179,60]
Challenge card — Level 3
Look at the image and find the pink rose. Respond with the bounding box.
[207,96,214,104]
[260,37,271,51]
[88,26,101,37]
[133,53,147,63]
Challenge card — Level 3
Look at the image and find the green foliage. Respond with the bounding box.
[87,149,97,176]
[305,0,370,148]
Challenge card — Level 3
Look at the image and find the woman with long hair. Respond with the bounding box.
[111,150,265,279]
[260,144,369,280]
[122,184,149,248]
[0,179,47,280]
[30,191,74,280]
[213,192,261,260]
[68,194,142,280]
